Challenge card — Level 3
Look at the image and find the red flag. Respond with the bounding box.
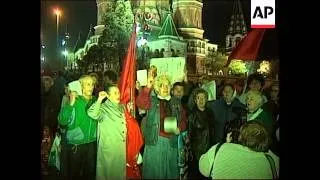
[119,24,144,179]
[125,110,143,179]
[119,24,137,105]
[225,28,266,67]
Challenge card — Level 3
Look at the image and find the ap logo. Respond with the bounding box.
[251,0,276,28]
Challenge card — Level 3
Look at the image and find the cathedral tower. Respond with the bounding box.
[95,0,115,35]
[225,0,247,52]
[172,0,207,74]
[172,0,203,39]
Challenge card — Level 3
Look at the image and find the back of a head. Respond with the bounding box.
[247,73,265,87]
[104,70,118,83]
[238,121,270,152]
[173,81,185,89]
[89,72,98,79]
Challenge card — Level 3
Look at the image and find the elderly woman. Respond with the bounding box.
[246,90,274,135]
[136,74,187,179]
[188,88,214,179]
[87,83,143,180]
[199,121,279,179]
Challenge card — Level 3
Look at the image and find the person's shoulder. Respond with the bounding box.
[232,98,245,106]
[266,150,279,162]
[223,142,242,148]
[212,98,223,106]
[221,143,252,153]
[260,109,273,118]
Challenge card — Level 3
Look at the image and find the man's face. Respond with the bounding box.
[195,93,207,110]
[223,86,234,102]
[173,85,184,98]
[249,79,262,91]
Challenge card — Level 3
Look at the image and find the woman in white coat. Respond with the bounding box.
[88,84,125,180]
[88,83,143,180]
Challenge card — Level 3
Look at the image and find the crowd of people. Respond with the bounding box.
[41,67,280,180]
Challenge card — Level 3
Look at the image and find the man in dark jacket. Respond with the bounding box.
[211,84,246,144]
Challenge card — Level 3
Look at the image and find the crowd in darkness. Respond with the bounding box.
[41,67,279,179]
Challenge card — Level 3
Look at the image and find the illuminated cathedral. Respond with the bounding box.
[70,0,251,77]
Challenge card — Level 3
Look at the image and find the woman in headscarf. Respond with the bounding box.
[88,83,143,180]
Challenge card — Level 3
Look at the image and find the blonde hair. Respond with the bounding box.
[89,72,98,85]
[79,75,94,86]
[153,74,172,94]
[246,90,264,108]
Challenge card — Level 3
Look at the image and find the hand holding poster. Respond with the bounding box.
[137,70,148,86]
[68,80,82,95]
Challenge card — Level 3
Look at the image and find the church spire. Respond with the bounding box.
[158,13,180,39]
[228,0,247,35]
[226,0,247,51]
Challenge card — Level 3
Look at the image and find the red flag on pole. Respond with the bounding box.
[118,24,144,179]
[119,24,137,105]
[225,28,266,67]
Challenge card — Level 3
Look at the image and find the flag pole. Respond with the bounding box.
[130,87,135,118]
[130,21,137,118]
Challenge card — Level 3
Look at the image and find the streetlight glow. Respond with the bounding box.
[54,8,61,16]
[53,7,63,69]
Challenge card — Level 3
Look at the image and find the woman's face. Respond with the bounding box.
[158,81,170,97]
[195,93,207,110]
[107,86,120,104]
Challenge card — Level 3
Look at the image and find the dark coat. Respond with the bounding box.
[210,98,246,144]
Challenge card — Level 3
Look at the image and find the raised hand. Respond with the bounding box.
[69,91,78,106]
[98,91,108,103]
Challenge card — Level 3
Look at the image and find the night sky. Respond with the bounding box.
[41,0,251,69]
